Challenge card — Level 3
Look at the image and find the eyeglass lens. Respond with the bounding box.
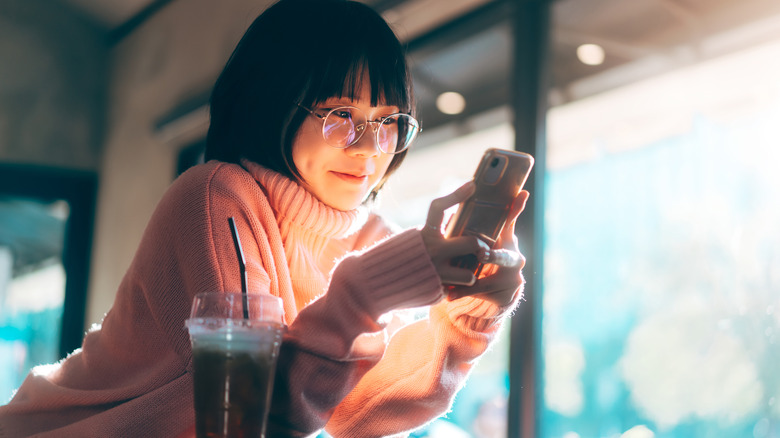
[321,107,418,154]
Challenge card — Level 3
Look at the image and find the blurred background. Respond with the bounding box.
[1,0,779,437]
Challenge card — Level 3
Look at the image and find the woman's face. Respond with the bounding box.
[292,77,397,211]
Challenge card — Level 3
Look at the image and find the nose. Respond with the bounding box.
[346,122,382,157]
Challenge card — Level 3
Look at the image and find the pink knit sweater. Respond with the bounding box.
[0,160,520,437]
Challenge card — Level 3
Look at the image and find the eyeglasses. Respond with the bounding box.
[298,104,421,154]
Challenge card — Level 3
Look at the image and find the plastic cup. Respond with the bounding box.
[185,292,284,438]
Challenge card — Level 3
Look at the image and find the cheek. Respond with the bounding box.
[291,139,304,167]
[291,141,305,175]
[291,127,320,174]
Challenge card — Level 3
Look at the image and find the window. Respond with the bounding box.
[541,36,780,438]
[0,198,68,403]
[0,165,96,405]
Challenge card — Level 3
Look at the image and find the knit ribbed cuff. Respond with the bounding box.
[342,229,443,320]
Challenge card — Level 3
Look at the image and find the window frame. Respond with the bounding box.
[0,163,97,357]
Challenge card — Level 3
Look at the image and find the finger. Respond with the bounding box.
[504,190,529,234]
[438,265,477,287]
[496,190,530,250]
[450,284,523,305]
[512,190,530,219]
[459,256,522,292]
[449,269,524,302]
[425,181,475,231]
[485,249,524,268]
[434,236,490,262]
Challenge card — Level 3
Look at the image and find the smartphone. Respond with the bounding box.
[444,148,534,276]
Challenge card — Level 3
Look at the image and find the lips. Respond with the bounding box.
[331,171,369,184]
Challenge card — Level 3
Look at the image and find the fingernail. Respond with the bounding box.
[477,239,491,262]
[492,250,521,268]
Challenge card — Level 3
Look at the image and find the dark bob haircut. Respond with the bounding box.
[205,0,415,201]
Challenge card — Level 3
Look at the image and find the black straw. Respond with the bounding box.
[228,217,249,319]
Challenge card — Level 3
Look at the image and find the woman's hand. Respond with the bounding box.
[420,182,530,307]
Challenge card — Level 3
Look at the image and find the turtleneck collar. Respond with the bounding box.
[241,159,368,240]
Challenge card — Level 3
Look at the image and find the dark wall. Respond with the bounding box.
[0,0,107,354]
[0,0,108,170]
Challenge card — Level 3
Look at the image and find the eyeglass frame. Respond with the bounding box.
[297,103,421,155]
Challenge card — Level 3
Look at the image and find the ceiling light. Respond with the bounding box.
[577,43,605,66]
[436,91,466,115]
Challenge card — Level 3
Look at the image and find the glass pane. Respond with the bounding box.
[0,198,68,403]
[541,36,780,438]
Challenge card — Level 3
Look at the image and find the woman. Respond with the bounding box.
[0,0,529,436]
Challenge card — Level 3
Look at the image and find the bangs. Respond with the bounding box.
[309,58,409,112]
[301,11,412,114]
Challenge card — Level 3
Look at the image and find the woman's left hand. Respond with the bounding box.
[437,190,530,307]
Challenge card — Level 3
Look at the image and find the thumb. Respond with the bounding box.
[499,190,529,244]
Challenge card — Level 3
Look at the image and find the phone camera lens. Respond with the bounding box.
[490,158,499,167]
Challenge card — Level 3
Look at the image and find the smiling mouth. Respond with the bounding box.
[332,171,369,183]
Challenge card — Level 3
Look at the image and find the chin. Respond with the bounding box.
[329,200,363,211]
[318,188,370,211]
[322,194,367,211]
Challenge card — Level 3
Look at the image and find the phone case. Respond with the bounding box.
[445,148,534,275]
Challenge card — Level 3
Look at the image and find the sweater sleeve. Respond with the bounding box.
[266,229,444,436]
[323,255,523,438]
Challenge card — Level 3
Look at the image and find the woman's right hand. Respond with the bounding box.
[419,182,493,287]
[420,181,529,307]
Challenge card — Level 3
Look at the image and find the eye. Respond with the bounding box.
[332,109,353,120]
